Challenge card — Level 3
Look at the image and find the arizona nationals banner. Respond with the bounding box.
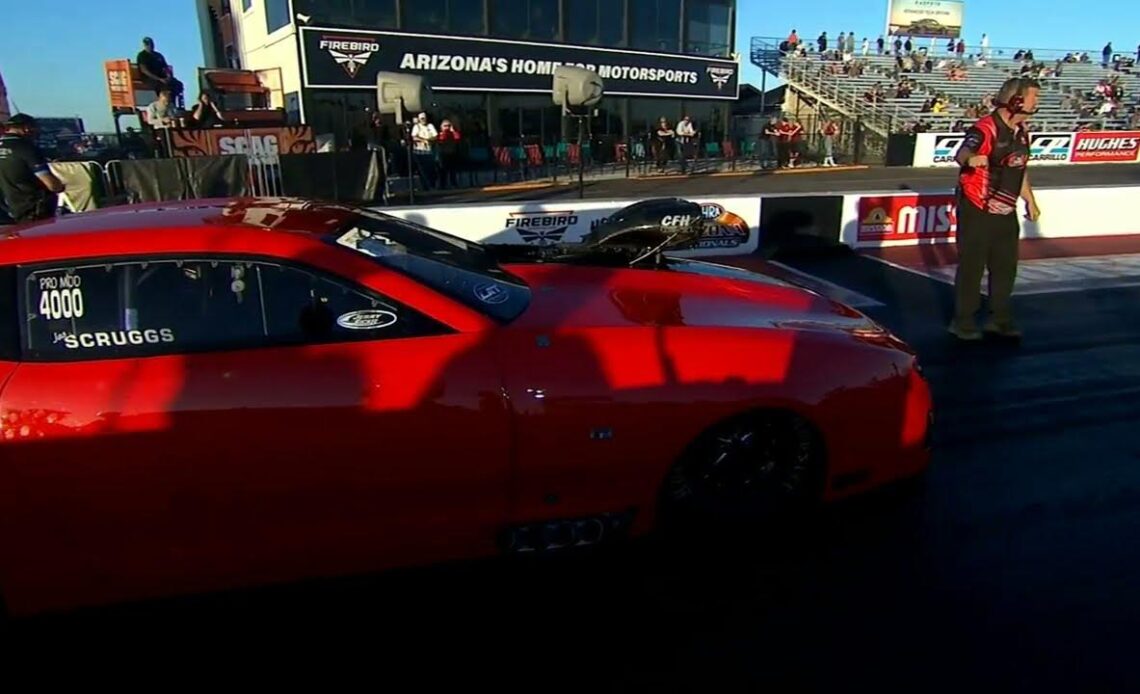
[887,0,964,39]
[299,26,740,100]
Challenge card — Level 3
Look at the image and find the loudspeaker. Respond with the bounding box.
[376,72,433,123]
[552,66,604,114]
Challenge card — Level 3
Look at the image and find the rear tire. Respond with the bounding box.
[660,409,826,528]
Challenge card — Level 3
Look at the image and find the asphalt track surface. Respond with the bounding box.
[7,167,1140,690]
[402,161,1140,204]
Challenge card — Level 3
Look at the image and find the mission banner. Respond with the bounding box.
[299,26,739,100]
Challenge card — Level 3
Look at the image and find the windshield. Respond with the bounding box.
[330,210,531,323]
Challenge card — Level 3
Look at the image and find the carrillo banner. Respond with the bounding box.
[299,26,740,100]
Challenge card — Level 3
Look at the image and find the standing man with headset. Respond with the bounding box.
[949,77,1042,341]
[0,114,65,224]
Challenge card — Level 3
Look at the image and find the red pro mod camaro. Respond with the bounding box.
[0,197,931,615]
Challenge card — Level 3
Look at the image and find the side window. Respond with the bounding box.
[254,262,444,343]
[20,258,448,361]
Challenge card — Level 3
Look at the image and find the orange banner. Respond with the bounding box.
[104,59,134,111]
[167,126,316,165]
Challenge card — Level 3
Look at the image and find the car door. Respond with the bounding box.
[0,254,510,613]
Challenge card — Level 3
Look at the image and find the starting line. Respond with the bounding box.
[864,253,1140,296]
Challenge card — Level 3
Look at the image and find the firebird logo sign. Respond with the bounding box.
[707,66,734,89]
[319,37,380,78]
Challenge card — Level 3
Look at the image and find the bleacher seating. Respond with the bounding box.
[751,37,1140,133]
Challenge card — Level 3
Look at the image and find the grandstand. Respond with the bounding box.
[751,37,1140,134]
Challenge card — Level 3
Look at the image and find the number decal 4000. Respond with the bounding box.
[39,289,85,321]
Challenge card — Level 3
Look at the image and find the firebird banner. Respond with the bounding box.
[167,127,317,166]
[299,26,740,100]
[381,197,763,258]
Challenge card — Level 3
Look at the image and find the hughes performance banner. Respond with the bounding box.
[299,26,740,100]
[911,130,1140,167]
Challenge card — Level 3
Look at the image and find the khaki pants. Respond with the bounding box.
[953,197,1021,327]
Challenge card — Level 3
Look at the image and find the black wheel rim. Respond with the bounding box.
[680,415,816,507]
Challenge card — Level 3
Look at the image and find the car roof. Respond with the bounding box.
[3,197,359,240]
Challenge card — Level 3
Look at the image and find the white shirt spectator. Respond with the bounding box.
[146,98,176,129]
[862,38,869,55]
[676,118,696,138]
[412,121,438,153]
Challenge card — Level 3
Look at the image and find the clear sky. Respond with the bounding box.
[1,0,1137,132]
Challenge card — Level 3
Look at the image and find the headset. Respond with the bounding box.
[996,78,1039,115]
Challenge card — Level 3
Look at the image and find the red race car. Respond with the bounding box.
[0,197,931,615]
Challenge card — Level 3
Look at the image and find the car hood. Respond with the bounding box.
[501,259,887,336]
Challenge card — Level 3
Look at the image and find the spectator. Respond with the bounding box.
[137,37,183,104]
[188,92,224,128]
[675,114,696,174]
[435,120,462,189]
[819,118,839,167]
[981,33,990,58]
[411,112,438,189]
[904,36,913,53]
[894,36,903,54]
[846,32,856,55]
[787,29,799,48]
[760,117,780,168]
[896,81,913,98]
[1025,49,1035,61]
[957,39,966,57]
[818,32,828,53]
[1014,49,1025,60]
[862,37,870,56]
[653,117,675,171]
[877,35,885,54]
[784,117,804,168]
[1102,42,1112,68]
[145,89,177,130]
[838,32,846,54]
[947,38,956,54]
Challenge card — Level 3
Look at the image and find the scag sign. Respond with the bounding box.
[218,134,280,166]
[857,194,957,243]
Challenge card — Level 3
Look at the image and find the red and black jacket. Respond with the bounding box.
[958,113,1030,215]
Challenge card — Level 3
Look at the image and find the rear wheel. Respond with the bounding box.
[662,410,826,525]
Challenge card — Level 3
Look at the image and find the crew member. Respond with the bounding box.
[0,114,65,224]
[949,77,1042,341]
